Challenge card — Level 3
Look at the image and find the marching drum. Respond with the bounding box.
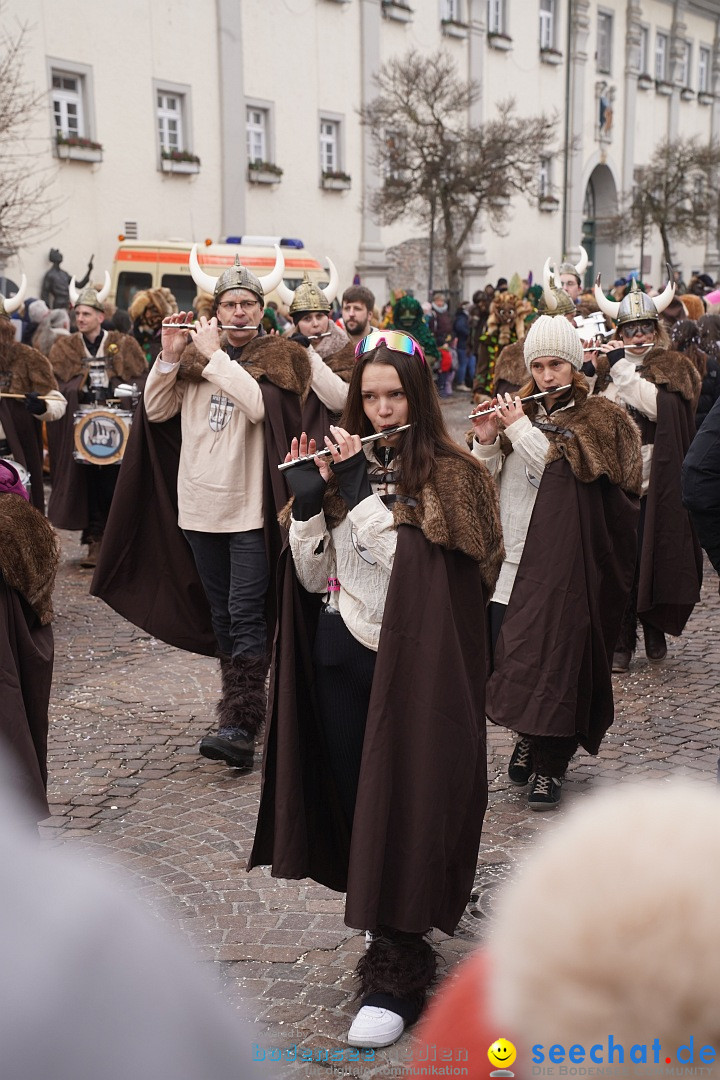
[73,406,133,466]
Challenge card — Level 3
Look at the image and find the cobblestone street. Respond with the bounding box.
[40,397,720,1078]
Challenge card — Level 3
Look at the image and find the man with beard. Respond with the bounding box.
[592,275,702,672]
[47,274,147,568]
[341,285,375,348]
[0,277,66,513]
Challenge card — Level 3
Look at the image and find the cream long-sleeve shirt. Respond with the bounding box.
[307,345,349,412]
[589,352,658,496]
[144,348,266,533]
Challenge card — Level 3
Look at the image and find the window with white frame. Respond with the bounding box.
[443,0,461,20]
[638,26,650,75]
[539,156,552,199]
[52,71,84,139]
[539,0,555,50]
[699,46,710,93]
[320,118,342,173]
[655,32,668,81]
[597,11,613,74]
[246,107,268,163]
[157,91,184,153]
[679,41,691,87]
[487,0,505,35]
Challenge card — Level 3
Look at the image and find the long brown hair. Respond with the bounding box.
[339,343,476,495]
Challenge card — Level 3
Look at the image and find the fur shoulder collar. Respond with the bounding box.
[49,333,86,382]
[493,339,527,392]
[178,335,311,397]
[641,347,701,403]
[538,395,643,495]
[281,452,504,590]
[324,341,355,382]
[313,320,350,361]
[6,343,58,394]
[0,496,59,623]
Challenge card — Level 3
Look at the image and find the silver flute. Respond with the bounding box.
[278,424,411,471]
[308,331,333,340]
[468,384,573,420]
[161,320,259,331]
[582,341,654,352]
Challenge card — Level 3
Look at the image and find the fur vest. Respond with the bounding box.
[281,452,505,592]
[0,342,59,395]
[322,341,356,383]
[49,331,147,384]
[0,495,59,624]
[177,334,312,399]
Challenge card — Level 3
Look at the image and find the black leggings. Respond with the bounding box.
[312,608,376,829]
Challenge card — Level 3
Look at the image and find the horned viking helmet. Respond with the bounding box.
[556,245,589,283]
[275,259,340,315]
[70,272,112,312]
[0,275,27,319]
[594,269,675,327]
[189,244,285,303]
[539,258,576,317]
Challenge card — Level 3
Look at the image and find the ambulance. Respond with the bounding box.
[110,236,330,311]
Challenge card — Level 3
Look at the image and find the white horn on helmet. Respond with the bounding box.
[1,274,27,314]
[69,276,80,305]
[275,278,295,306]
[189,244,219,295]
[320,257,339,304]
[594,274,620,321]
[97,270,111,304]
[654,265,676,314]
[257,244,285,296]
[574,245,588,276]
[542,258,558,312]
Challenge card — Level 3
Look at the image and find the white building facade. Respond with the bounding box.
[5,0,720,305]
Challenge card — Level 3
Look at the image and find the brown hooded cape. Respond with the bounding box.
[249,453,504,936]
[486,395,642,753]
[91,335,311,656]
[634,349,703,635]
[46,332,148,531]
[0,495,59,820]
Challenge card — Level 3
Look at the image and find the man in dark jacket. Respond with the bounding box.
[682,395,720,575]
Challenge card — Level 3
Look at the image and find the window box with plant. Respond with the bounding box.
[442,18,469,39]
[488,32,513,51]
[698,91,714,106]
[637,72,653,90]
[540,47,563,65]
[680,87,695,101]
[56,134,103,163]
[382,0,413,23]
[160,149,201,174]
[321,170,352,190]
[655,79,673,96]
[539,194,560,212]
[248,161,283,185]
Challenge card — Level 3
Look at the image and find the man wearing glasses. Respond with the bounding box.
[137,247,312,768]
[589,276,702,673]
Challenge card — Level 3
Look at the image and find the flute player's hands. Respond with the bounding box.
[284,432,332,482]
[471,398,500,444]
[285,433,329,521]
[160,311,195,364]
[494,392,526,429]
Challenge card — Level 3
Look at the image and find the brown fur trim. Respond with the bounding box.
[493,340,527,394]
[0,496,59,623]
[215,654,268,737]
[178,335,311,397]
[1,343,59,395]
[641,347,702,404]
[280,453,505,590]
[355,931,438,1011]
[323,341,356,383]
[49,331,147,383]
[540,396,643,495]
[313,319,350,360]
[592,353,612,393]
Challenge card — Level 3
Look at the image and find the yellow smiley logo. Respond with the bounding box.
[488,1039,517,1069]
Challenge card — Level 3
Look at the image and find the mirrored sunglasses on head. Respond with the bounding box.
[355,329,426,364]
[621,320,656,338]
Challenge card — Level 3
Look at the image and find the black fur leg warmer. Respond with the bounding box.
[216,654,268,739]
[355,927,438,1016]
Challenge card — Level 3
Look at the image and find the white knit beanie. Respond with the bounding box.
[524,314,583,372]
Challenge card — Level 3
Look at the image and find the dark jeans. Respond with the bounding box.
[313,608,377,830]
[183,528,269,659]
[83,463,121,543]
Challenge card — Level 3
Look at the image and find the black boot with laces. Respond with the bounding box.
[528,773,562,810]
[508,737,533,786]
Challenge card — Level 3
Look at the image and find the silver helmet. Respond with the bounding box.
[594,270,675,327]
[189,244,285,303]
[539,258,576,317]
[556,245,589,284]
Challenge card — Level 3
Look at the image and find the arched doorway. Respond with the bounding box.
[582,164,618,287]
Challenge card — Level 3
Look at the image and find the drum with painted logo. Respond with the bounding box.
[72,406,133,466]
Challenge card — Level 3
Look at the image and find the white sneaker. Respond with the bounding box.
[347,1005,405,1048]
